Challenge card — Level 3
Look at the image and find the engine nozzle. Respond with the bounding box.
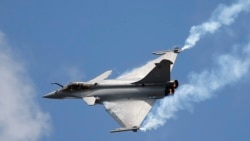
[165,80,179,96]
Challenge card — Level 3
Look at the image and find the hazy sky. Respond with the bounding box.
[0,0,250,141]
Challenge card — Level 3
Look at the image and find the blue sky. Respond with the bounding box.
[0,0,250,141]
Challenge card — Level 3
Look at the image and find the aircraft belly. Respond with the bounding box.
[91,87,165,99]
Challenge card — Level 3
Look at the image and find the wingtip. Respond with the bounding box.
[110,126,140,133]
[173,47,182,53]
[152,47,182,55]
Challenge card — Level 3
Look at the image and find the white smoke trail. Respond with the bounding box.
[182,0,250,51]
[141,41,250,131]
[141,0,250,131]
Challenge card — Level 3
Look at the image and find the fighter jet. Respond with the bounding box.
[43,48,182,133]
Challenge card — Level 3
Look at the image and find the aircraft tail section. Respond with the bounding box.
[118,47,181,81]
[132,59,172,84]
[132,47,181,84]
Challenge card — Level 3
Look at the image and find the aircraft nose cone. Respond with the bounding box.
[43,91,57,99]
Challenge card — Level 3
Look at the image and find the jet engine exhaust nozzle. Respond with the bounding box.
[165,80,179,96]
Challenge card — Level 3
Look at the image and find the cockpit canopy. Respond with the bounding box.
[61,82,93,92]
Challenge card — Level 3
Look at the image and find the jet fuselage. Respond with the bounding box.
[43,48,181,132]
[43,80,176,104]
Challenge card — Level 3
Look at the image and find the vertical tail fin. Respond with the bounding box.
[132,59,172,84]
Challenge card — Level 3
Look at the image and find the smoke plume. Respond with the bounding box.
[182,0,250,51]
[0,32,50,141]
[142,42,250,131]
[141,0,250,131]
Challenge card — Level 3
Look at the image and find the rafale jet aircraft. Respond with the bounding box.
[43,48,182,133]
